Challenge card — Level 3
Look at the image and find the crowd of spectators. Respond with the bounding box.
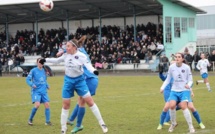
[0,22,165,71]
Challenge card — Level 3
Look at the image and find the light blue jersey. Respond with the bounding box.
[26,67,49,103]
[79,47,98,79]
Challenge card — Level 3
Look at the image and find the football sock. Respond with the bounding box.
[69,104,79,121]
[29,107,38,121]
[77,107,85,127]
[192,111,201,124]
[197,80,204,83]
[45,108,50,123]
[90,103,105,125]
[164,110,170,123]
[61,108,69,131]
[170,109,177,125]
[183,108,193,129]
[159,111,167,125]
[206,82,211,90]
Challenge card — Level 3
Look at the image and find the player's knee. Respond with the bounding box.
[84,96,94,107]
[44,102,50,108]
[35,102,41,108]
[63,99,70,109]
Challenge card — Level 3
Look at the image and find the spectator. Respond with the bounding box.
[193,51,201,71]
[160,54,169,72]
[185,51,193,71]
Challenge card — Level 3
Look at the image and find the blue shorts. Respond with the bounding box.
[201,73,208,79]
[86,77,98,96]
[31,91,50,104]
[168,90,191,102]
[62,75,89,99]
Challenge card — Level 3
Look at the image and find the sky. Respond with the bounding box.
[181,0,215,7]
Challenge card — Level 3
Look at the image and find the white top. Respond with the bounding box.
[46,51,96,78]
[196,59,210,75]
[161,63,193,92]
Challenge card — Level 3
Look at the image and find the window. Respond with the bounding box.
[182,18,187,33]
[174,17,180,38]
[189,18,195,28]
[165,17,172,43]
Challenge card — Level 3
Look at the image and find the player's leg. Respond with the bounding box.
[204,76,211,91]
[61,76,75,134]
[188,102,205,129]
[181,91,195,133]
[42,93,51,125]
[157,102,170,130]
[71,97,85,134]
[75,78,108,133]
[168,91,178,132]
[28,92,41,125]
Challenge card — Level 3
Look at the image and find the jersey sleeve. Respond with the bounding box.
[187,66,193,88]
[159,72,166,81]
[26,69,34,87]
[46,54,65,63]
[206,59,211,66]
[82,55,96,73]
[196,61,200,70]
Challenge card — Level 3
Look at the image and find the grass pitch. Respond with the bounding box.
[0,74,215,134]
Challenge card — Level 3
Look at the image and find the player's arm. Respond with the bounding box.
[83,56,98,75]
[186,67,193,89]
[160,68,171,93]
[196,61,201,70]
[26,70,36,88]
[46,54,65,63]
[159,72,166,81]
[207,59,211,67]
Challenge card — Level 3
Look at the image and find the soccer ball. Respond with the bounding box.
[39,0,54,12]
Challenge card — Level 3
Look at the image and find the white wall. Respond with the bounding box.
[36,21,62,31]
[9,23,33,37]
[6,15,162,36]
[197,29,215,38]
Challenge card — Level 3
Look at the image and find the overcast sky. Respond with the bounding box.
[181,0,215,7]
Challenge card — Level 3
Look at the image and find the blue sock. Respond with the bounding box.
[192,111,201,124]
[45,108,50,123]
[77,107,85,127]
[159,111,167,125]
[164,110,170,123]
[29,107,38,121]
[69,104,79,121]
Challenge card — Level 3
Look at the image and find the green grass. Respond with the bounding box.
[0,74,215,134]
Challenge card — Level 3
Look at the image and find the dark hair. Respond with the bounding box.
[37,58,42,62]
[68,39,79,48]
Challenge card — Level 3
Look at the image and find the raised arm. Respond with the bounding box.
[46,54,65,63]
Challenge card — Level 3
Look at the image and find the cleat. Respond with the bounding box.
[28,120,33,126]
[71,125,83,134]
[45,121,52,126]
[196,81,198,85]
[67,119,74,126]
[168,123,178,132]
[208,89,212,92]
[157,124,162,130]
[164,122,170,126]
[100,124,108,133]
[199,122,205,129]
[61,131,66,134]
[189,127,195,133]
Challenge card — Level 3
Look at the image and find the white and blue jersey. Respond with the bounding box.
[46,51,96,98]
[196,59,210,79]
[26,67,50,103]
[161,63,193,102]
